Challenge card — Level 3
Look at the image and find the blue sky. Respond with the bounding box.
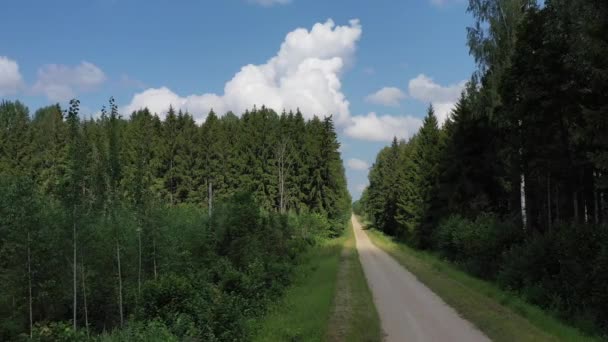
[0,0,475,200]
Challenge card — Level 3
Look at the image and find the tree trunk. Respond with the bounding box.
[556,185,560,224]
[138,226,142,300]
[574,191,579,223]
[547,174,552,230]
[276,140,289,214]
[73,207,77,331]
[27,231,33,338]
[208,181,213,217]
[601,190,605,224]
[594,172,599,224]
[169,158,174,205]
[520,172,527,230]
[81,262,89,338]
[116,239,124,328]
[153,237,158,281]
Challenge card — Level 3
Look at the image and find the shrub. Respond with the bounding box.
[96,320,179,342]
[137,274,213,339]
[30,321,88,342]
[498,223,608,334]
[435,213,523,278]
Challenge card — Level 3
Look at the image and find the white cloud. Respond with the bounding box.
[0,56,24,96]
[122,19,361,123]
[347,158,369,171]
[355,183,368,192]
[408,74,466,124]
[33,61,106,101]
[408,74,464,103]
[248,0,291,6]
[344,112,422,142]
[432,102,458,125]
[365,87,406,107]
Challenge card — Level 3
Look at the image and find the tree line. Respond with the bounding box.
[0,98,350,340]
[357,0,608,335]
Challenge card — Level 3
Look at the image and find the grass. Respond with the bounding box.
[251,235,344,342]
[251,222,382,342]
[360,218,599,342]
[326,221,382,342]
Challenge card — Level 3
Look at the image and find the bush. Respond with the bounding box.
[497,223,608,334]
[137,274,213,339]
[96,320,179,342]
[435,213,523,278]
[30,321,88,342]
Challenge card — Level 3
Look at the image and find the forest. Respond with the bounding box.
[356,0,608,336]
[0,98,351,340]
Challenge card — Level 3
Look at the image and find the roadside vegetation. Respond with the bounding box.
[253,221,381,342]
[326,221,381,342]
[361,219,598,342]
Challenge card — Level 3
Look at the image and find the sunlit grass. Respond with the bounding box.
[251,222,382,342]
[251,236,344,341]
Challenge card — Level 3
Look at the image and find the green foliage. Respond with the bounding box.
[30,321,88,342]
[436,214,523,278]
[136,274,212,339]
[498,224,608,332]
[0,96,350,340]
[97,320,179,342]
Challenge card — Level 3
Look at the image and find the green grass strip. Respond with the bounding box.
[252,236,344,342]
[326,221,382,342]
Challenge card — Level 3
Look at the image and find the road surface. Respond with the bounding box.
[352,215,490,342]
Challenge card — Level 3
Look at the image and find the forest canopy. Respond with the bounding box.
[0,100,351,341]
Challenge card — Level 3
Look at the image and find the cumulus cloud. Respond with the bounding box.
[345,112,422,142]
[355,183,368,192]
[0,56,24,96]
[248,0,291,6]
[122,19,361,123]
[365,87,406,107]
[408,74,466,124]
[33,61,106,101]
[408,74,464,103]
[347,158,369,171]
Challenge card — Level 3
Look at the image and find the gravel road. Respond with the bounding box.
[352,215,491,342]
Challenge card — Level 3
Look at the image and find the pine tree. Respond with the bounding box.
[413,105,442,247]
[394,136,422,239]
[30,104,67,198]
[105,97,124,327]
[65,99,84,330]
[0,101,31,176]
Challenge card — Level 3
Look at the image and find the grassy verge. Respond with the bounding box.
[252,222,382,342]
[326,221,382,342]
[251,235,344,341]
[361,219,598,342]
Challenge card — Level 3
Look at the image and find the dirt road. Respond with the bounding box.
[352,215,490,342]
